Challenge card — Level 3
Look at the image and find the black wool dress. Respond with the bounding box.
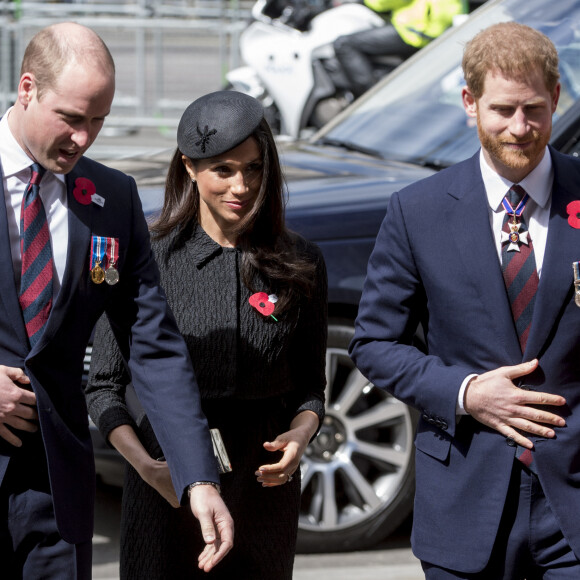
[86,224,327,579]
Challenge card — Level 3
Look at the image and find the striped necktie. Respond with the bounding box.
[501,184,539,353]
[19,163,53,347]
[501,184,539,472]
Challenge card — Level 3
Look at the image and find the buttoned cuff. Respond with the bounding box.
[457,374,478,415]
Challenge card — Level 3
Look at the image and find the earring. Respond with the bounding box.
[191,179,196,184]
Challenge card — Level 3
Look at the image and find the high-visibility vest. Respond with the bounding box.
[363,0,467,48]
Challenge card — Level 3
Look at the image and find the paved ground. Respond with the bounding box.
[93,552,424,580]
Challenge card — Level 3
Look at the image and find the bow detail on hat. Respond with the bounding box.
[196,125,217,153]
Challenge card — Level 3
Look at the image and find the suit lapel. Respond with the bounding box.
[447,154,523,360]
[525,149,580,358]
[0,177,30,350]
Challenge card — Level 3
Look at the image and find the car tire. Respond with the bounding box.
[296,318,417,553]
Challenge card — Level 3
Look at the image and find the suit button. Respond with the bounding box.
[506,437,517,447]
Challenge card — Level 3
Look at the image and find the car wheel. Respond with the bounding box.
[296,318,417,553]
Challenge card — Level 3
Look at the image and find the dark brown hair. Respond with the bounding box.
[151,118,316,311]
[462,22,559,99]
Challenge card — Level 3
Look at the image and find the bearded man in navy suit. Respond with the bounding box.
[0,22,233,578]
[351,22,580,578]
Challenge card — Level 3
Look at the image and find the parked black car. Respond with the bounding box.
[89,0,580,553]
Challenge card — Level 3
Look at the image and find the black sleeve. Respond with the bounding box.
[84,313,138,446]
[288,241,328,432]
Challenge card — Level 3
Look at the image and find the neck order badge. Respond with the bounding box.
[501,185,539,352]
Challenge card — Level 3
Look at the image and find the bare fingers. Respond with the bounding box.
[0,424,23,447]
[198,532,234,572]
[255,469,295,487]
[198,542,219,572]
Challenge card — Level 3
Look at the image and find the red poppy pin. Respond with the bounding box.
[73,177,96,205]
[567,200,580,229]
[249,292,278,321]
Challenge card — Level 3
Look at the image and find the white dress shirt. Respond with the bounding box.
[0,108,68,297]
[480,148,552,277]
[457,148,553,414]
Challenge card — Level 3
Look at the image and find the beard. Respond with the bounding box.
[477,115,551,177]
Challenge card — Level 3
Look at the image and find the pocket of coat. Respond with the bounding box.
[414,419,451,462]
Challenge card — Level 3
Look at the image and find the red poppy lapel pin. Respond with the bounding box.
[73,177,95,205]
[249,292,278,322]
[73,177,105,207]
[567,200,580,229]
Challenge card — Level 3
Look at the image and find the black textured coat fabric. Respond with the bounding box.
[86,223,327,579]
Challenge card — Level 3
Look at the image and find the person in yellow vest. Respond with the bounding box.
[334,0,467,97]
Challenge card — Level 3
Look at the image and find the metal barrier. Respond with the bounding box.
[0,0,252,128]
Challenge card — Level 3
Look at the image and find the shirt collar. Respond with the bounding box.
[479,147,553,213]
[0,108,36,178]
[0,108,65,186]
[185,222,239,268]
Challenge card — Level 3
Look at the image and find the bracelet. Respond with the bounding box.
[187,481,221,497]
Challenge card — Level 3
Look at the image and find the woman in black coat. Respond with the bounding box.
[85,91,327,579]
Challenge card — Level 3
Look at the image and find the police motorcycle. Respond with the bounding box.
[225,0,389,139]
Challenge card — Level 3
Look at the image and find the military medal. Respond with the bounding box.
[573,262,580,307]
[105,237,120,286]
[90,236,106,284]
[91,262,105,284]
[105,264,119,285]
[501,192,530,252]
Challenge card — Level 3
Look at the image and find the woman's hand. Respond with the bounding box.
[138,457,180,507]
[255,410,319,487]
[108,424,180,506]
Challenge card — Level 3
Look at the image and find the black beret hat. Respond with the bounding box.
[177,90,264,160]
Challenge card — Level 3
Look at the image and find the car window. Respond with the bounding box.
[316,0,580,168]
[138,186,165,217]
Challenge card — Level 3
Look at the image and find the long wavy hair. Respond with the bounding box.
[150,118,316,312]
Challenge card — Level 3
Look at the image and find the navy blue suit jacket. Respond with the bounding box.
[350,147,580,573]
[0,156,217,544]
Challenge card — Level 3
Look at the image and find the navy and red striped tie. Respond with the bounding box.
[19,163,52,347]
[501,184,538,472]
[501,185,538,353]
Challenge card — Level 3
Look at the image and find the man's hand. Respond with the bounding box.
[189,484,234,572]
[0,365,38,446]
[464,359,566,448]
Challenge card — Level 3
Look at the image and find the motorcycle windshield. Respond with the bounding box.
[314,0,580,169]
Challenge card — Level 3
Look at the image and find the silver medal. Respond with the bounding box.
[573,263,580,307]
[105,266,120,285]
